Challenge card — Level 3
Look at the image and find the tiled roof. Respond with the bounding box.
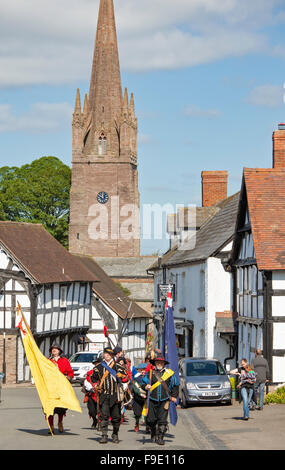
[74,254,152,319]
[0,221,98,284]
[244,168,285,270]
[152,192,240,268]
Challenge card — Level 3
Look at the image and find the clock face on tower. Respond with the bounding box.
[96,191,109,204]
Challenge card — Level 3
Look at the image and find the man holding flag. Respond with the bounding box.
[162,284,180,427]
[142,284,180,445]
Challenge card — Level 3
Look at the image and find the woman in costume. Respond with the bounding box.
[47,343,74,433]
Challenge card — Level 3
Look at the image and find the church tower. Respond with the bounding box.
[69,0,140,257]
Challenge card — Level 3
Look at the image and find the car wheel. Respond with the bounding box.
[225,400,232,406]
[181,391,189,408]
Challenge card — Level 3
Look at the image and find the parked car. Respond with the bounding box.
[69,351,99,385]
[178,357,232,407]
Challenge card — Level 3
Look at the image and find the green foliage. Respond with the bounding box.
[0,156,71,248]
[115,282,132,297]
[264,386,285,404]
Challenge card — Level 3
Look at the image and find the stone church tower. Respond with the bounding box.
[69,0,140,257]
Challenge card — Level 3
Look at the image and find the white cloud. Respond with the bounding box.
[0,102,73,133]
[0,0,282,86]
[247,84,284,108]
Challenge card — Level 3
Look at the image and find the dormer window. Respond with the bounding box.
[98,132,107,155]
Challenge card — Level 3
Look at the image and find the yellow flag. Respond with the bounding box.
[17,305,81,428]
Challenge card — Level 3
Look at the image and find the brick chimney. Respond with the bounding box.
[273,123,285,169]
[201,171,228,207]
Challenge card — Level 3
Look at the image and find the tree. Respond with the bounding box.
[0,157,71,248]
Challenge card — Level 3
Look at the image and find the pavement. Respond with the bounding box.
[0,384,284,451]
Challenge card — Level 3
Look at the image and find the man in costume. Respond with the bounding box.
[83,357,102,430]
[143,355,179,445]
[132,363,147,432]
[90,347,127,444]
[48,343,74,433]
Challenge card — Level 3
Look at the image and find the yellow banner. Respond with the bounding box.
[17,305,81,432]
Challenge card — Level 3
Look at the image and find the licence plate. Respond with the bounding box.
[201,392,219,397]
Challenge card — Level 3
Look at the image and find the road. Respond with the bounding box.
[1,385,284,451]
[0,384,221,451]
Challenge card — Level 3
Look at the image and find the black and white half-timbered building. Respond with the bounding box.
[0,221,97,384]
[228,167,285,384]
[74,255,153,366]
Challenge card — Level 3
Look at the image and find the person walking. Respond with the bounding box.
[47,344,74,433]
[83,357,102,430]
[132,363,147,432]
[230,359,256,421]
[143,355,179,445]
[90,347,127,444]
[252,349,270,410]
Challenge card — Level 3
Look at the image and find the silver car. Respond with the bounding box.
[179,358,232,407]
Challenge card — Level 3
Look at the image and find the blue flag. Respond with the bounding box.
[162,286,180,426]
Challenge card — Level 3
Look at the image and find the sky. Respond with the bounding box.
[1,0,285,255]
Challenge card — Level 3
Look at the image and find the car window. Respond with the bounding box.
[69,353,97,363]
[186,361,225,376]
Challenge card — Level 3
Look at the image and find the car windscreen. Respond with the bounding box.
[69,353,97,363]
[186,361,226,376]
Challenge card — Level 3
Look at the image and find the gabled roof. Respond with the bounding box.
[243,168,285,270]
[150,192,240,269]
[0,221,98,284]
[73,254,152,319]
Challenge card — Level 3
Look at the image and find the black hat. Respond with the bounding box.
[103,347,114,355]
[49,343,63,355]
[113,346,122,355]
[150,355,169,366]
[93,357,102,364]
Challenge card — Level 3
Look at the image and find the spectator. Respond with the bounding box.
[230,359,256,421]
[252,349,270,411]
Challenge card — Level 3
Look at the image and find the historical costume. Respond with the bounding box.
[142,355,179,445]
[117,356,132,424]
[83,358,102,430]
[90,347,127,444]
[48,343,74,433]
[132,363,147,432]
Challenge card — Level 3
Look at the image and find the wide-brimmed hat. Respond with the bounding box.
[150,355,169,365]
[49,343,63,355]
[103,347,114,355]
[113,346,122,355]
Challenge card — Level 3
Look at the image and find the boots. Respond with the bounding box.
[112,433,119,443]
[156,425,167,445]
[99,434,108,444]
[150,426,157,443]
[48,415,54,434]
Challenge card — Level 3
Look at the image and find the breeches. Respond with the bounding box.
[146,400,168,428]
[87,397,98,420]
[100,397,121,434]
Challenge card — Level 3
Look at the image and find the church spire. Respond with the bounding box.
[88,0,122,130]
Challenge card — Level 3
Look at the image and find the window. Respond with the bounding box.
[98,133,107,155]
[60,286,67,307]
